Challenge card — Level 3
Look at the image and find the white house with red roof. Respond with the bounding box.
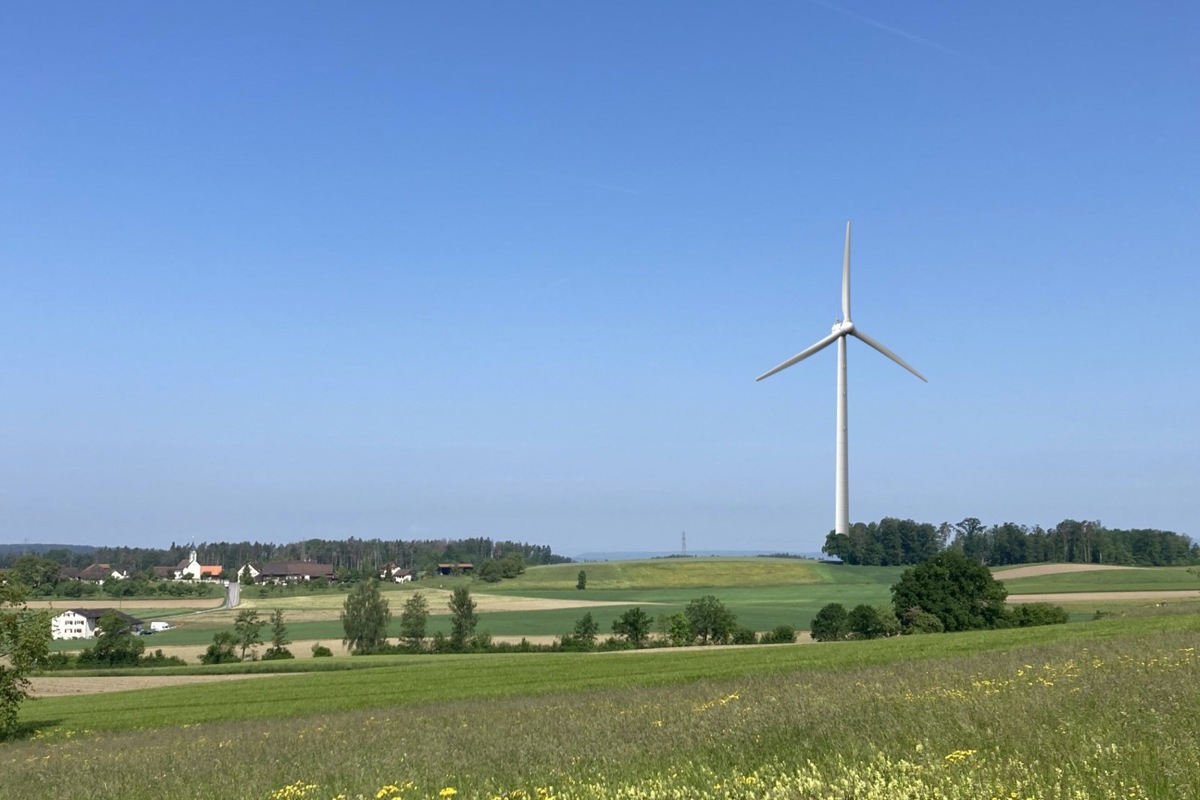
[172,548,224,581]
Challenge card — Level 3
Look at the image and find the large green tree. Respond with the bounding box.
[233,608,265,661]
[612,607,653,647]
[8,556,61,591]
[684,595,738,645]
[399,591,429,651]
[891,550,1008,632]
[341,580,391,654]
[810,602,850,642]
[262,608,293,660]
[200,631,239,664]
[82,610,145,666]
[0,585,51,738]
[447,587,478,651]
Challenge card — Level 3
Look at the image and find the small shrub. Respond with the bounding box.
[731,627,758,645]
[141,649,187,667]
[597,636,633,651]
[39,652,74,671]
[902,606,945,634]
[200,632,239,665]
[310,643,333,658]
[1007,602,1070,627]
[761,625,797,644]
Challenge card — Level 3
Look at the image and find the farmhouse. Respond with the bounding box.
[51,608,144,640]
[256,561,335,583]
[76,563,128,583]
[379,563,414,583]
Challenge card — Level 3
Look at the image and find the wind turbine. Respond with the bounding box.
[756,222,926,536]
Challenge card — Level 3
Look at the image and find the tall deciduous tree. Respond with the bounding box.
[0,585,51,739]
[612,607,653,647]
[233,609,265,661]
[84,610,145,666]
[341,580,391,654]
[891,550,1008,632]
[447,587,478,651]
[810,602,850,642]
[684,595,738,645]
[399,591,429,651]
[263,608,293,660]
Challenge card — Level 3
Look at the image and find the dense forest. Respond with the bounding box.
[823,517,1198,567]
[0,537,571,576]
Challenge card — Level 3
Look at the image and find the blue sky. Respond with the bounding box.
[2,2,1197,556]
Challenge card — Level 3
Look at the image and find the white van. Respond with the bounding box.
[149,621,172,632]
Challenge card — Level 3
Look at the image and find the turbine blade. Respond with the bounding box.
[851,328,927,382]
[842,221,851,322]
[756,330,842,381]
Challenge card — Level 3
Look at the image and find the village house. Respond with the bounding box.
[165,548,224,581]
[51,608,144,640]
[255,561,335,583]
[76,564,129,584]
[379,562,414,583]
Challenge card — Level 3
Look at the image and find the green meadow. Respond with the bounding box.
[7,612,1200,800]
[7,560,1200,800]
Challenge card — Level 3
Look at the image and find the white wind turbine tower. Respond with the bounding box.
[757,222,926,536]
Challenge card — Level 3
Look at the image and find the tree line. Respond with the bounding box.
[823,517,1197,567]
[0,536,572,576]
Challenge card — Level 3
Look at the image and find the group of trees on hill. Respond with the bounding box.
[0,537,571,579]
[823,517,1197,567]
[811,550,1071,642]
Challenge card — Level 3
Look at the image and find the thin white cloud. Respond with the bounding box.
[806,0,972,61]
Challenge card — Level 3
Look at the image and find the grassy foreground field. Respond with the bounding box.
[6,609,1200,800]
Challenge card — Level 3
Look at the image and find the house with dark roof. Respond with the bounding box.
[256,561,335,583]
[436,563,474,575]
[77,564,128,583]
[51,608,144,640]
[379,563,414,583]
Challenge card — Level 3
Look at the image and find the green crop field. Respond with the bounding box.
[496,558,898,592]
[1000,566,1200,594]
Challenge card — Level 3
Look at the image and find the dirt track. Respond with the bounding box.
[993,563,1139,580]
[28,672,296,698]
[24,598,224,610]
[1008,590,1199,604]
